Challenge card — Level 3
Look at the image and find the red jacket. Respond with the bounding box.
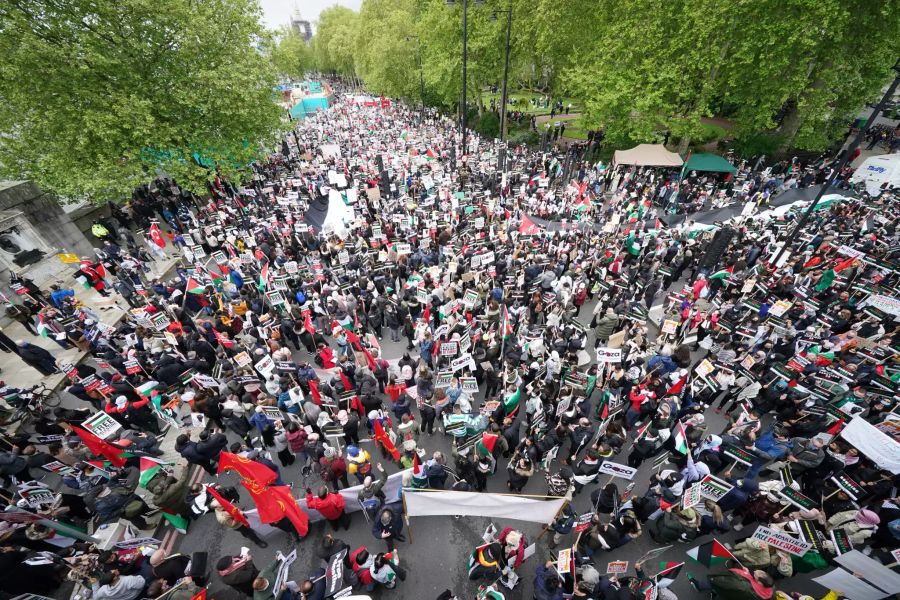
[306,491,346,520]
[350,547,373,586]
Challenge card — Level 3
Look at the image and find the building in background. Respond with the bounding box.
[291,10,312,43]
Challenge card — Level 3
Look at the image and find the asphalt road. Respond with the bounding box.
[171,291,828,600]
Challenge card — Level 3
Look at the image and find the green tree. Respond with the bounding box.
[0,0,285,202]
[312,6,359,77]
[353,0,421,102]
[270,27,312,80]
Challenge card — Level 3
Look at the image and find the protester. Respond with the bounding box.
[2,80,898,600]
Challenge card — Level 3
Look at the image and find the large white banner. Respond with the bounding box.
[403,490,566,524]
[840,417,900,474]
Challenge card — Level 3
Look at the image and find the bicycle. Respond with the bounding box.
[0,383,62,427]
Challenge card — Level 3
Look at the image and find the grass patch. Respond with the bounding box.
[481,90,582,116]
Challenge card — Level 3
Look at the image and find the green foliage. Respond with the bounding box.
[732,133,785,159]
[270,27,312,80]
[474,112,501,138]
[0,0,285,202]
[507,127,540,147]
[311,6,359,76]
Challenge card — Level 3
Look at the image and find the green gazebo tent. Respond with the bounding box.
[682,153,737,174]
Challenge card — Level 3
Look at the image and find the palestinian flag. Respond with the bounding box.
[191,589,207,600]
[399,130,409,140]
[425,148,436,160]
[503,388,521,415]
[149,223,166,248]
[335,313,355,331]
[332,320,360,343]
[673,420,688,455]
[258,262,269,291]
[502,305,513,340]
[138,456,169,488]
[596,392,610,419]
[686,539,735,567]
[659,497,676,511]
[709,266,734,280]
[36,314,50,337]
[161,512,189,534]
[476,432,500,457]
[665,373,688,396]
[185,276,205,294]
[655,562,684,588]
[135,381,160,399]
[634,421,651,442]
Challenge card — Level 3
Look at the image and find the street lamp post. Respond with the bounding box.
[494,4,513,141]
[770,57,900,268]
[461,0,469,156]
[448,0,484,157]
[405,35,426,116]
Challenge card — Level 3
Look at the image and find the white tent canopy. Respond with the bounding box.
[614,144,684,167]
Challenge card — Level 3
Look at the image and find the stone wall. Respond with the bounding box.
[0,180,96,307]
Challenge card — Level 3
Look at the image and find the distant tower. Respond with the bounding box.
[290,9,312,43]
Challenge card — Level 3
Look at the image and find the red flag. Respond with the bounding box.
[302,311,316,336]
[412,452,422,476]
[149,223,166,248]
[206,485,249,527]
[373,419,401,461]
[357,343,376,371]
[242,481,309,537]
[72,425,126,467]
[190,589,207,600]
[217,452,277,486]
[338,370,353,393]
[213,328,234,349]
[833,257,857,272]
[422,305,430,324]
[659,497,675,511]
[518,215,540,235]
[308,379,321,405]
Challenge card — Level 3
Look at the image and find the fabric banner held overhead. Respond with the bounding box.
[840,417,900,474]
[403,490,566,524]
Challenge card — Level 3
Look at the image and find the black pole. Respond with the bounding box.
[499,5,512,141]
[770,57,900,268]
[417,43,425,115]
[461,0,468,156]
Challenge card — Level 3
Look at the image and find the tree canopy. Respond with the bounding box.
[307,0,899,154]
[0,0,286,202]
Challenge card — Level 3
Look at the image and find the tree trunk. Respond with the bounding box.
[777,100,802,153]
[778,58,823,154]
[677,136,692,154]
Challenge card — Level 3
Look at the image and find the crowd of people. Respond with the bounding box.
[0,81,897,600]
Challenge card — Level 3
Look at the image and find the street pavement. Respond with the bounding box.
[0,252,182,391]
[170,285,829,600]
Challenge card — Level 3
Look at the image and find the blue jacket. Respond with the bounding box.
[50,288,74,308]
[754,430,793,460]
